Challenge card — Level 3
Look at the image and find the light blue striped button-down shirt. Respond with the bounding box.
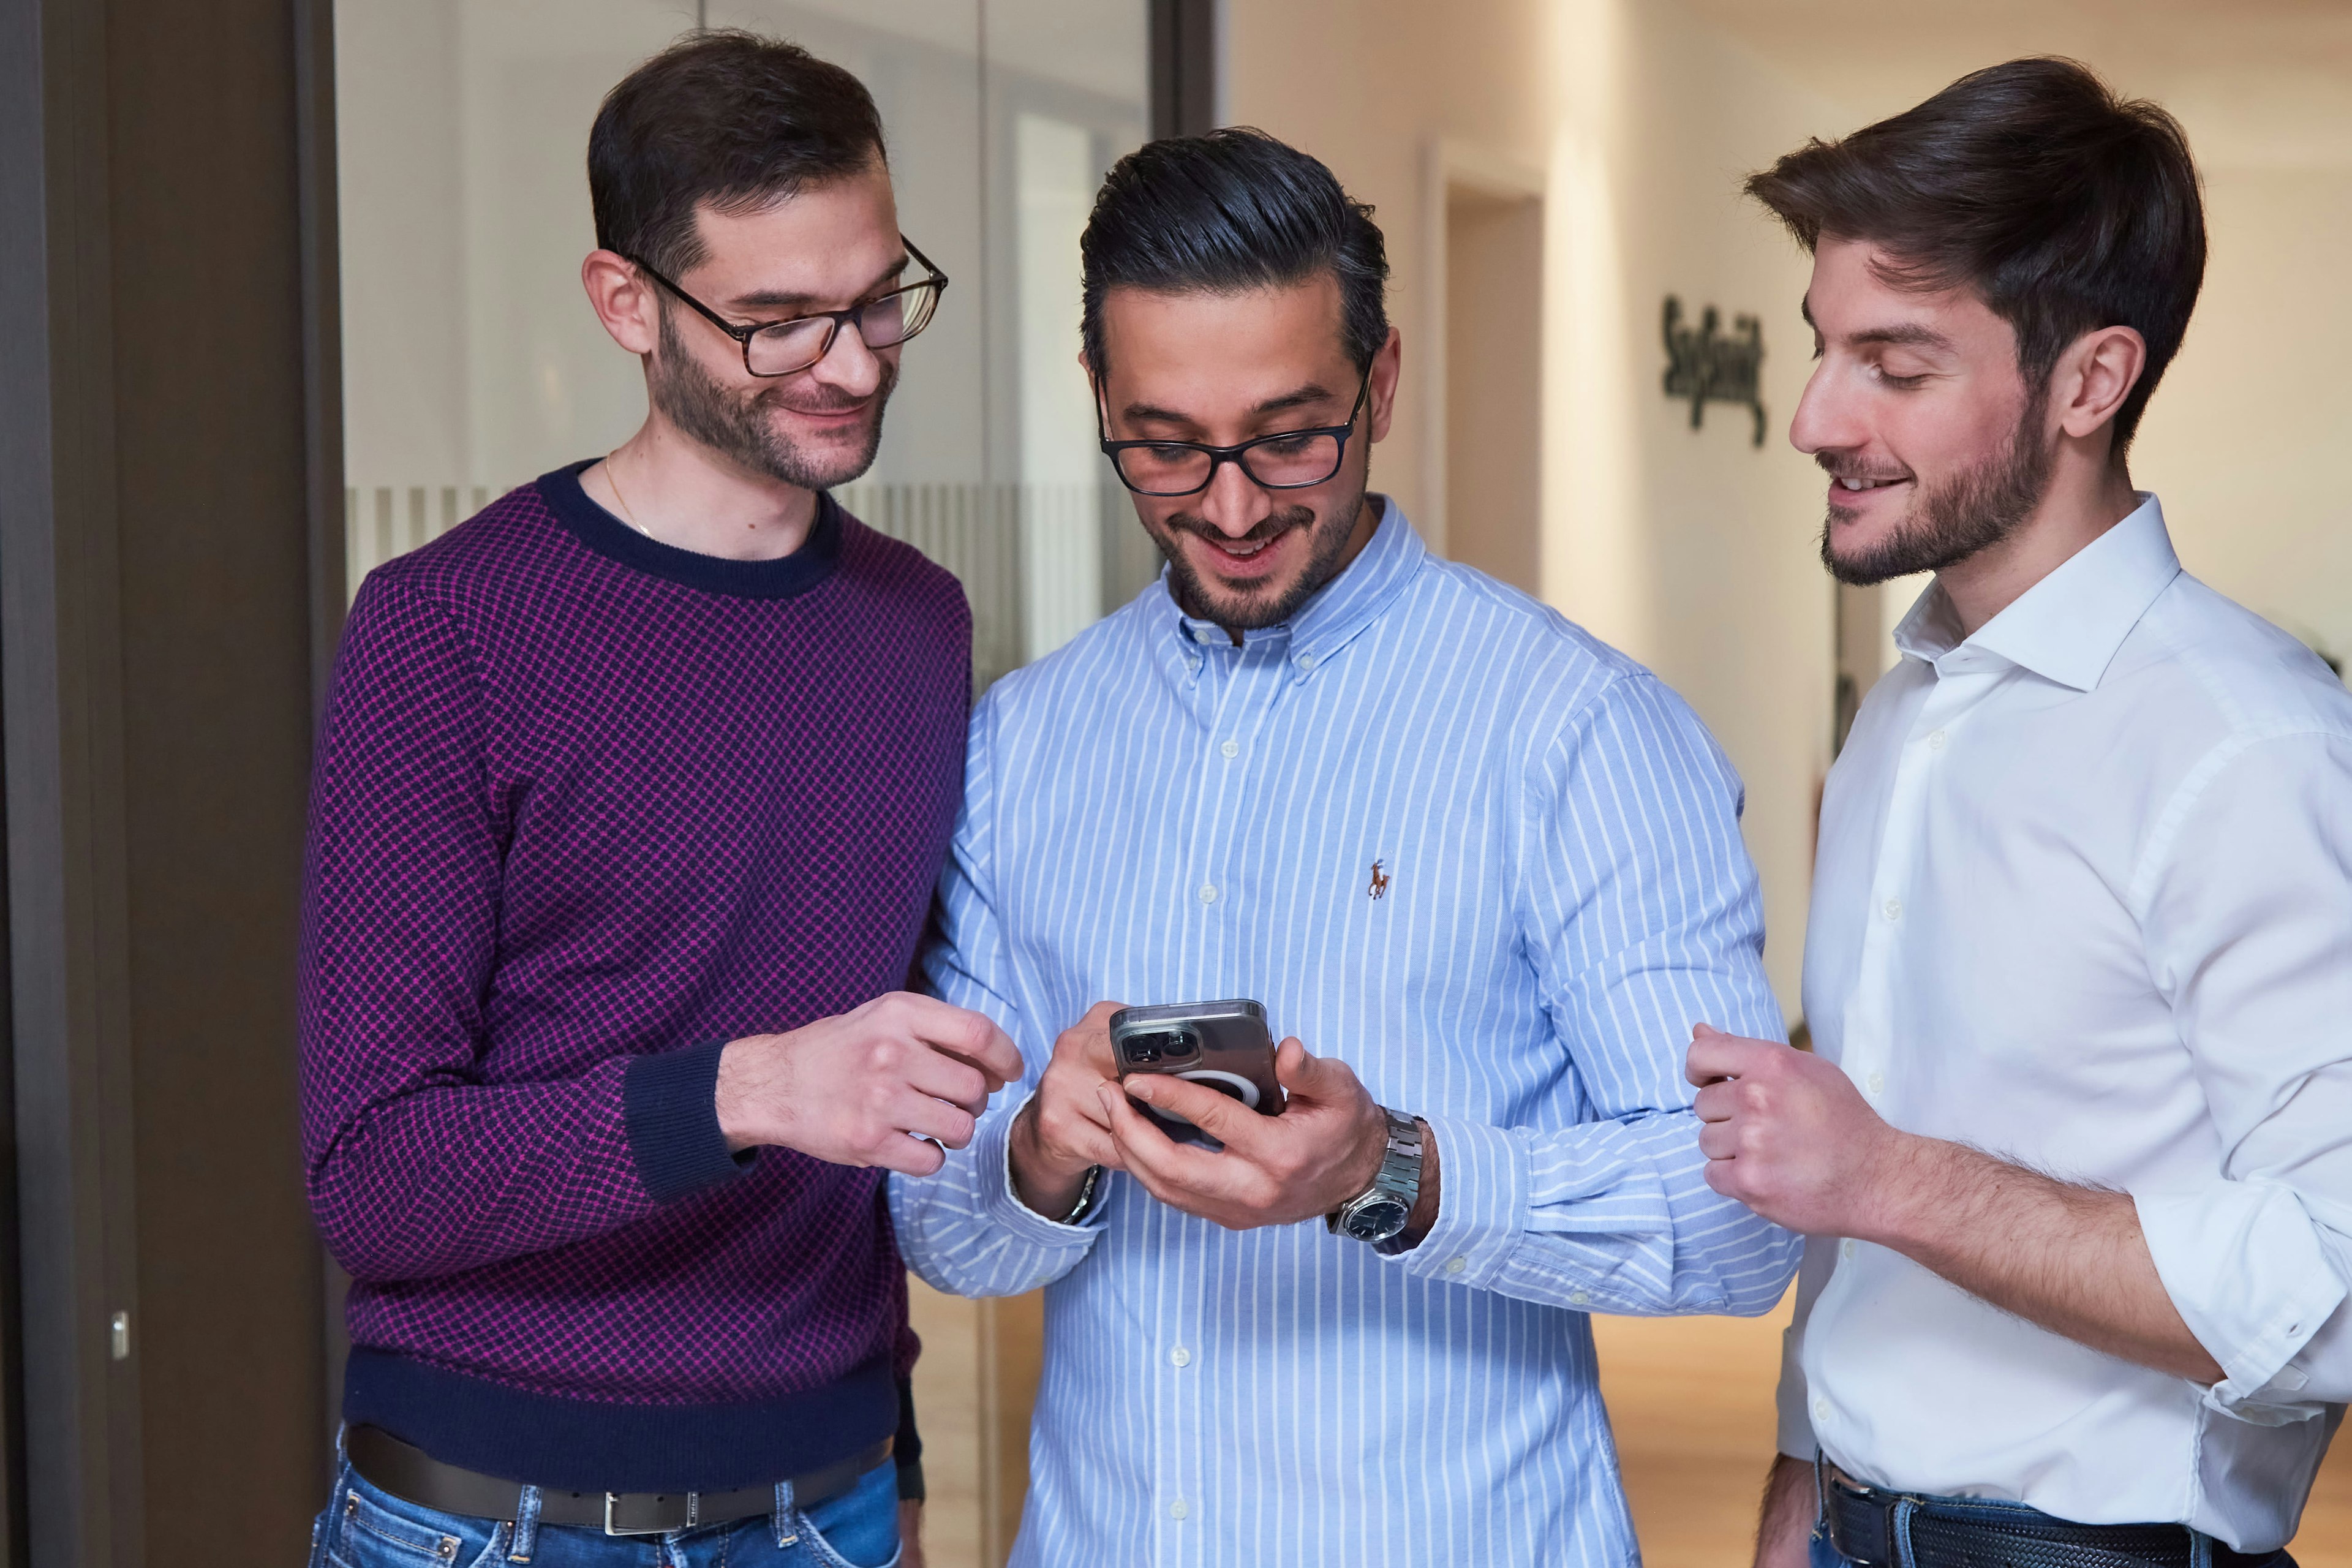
[892,499,1800,1564]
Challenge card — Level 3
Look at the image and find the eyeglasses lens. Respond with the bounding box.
[1112,431,1343,497]
[747,317,837,377]
[745,281,943,376]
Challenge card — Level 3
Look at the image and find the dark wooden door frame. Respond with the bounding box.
[1150,0,1220,140]
[2,0,339,1560]
[1,2,146,1562]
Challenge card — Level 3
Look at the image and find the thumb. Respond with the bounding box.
[1692,1021,1725,1043]
[1273,1036,1326,1098]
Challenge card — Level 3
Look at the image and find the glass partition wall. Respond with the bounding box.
[332,6,1153,1558]
[336,0,1152,687]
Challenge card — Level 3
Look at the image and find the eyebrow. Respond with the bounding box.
[1848,323,1954,352]
[1798,298,1952,352]
[726,254,910,315]
[1118,381,1342,429]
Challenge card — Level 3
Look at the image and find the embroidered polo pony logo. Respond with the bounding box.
[1367,861,1391,900]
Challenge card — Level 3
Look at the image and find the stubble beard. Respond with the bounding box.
[1150,478,1370,633]
[649,306,895,492]
[1819,386,2053,587]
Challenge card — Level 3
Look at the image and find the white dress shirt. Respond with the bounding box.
[1779,496,2352,1551]
[894,502,1800,1564]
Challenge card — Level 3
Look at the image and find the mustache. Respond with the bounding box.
[1814,451,1912,486]
[1161,505,1317,545]
[755,383,883,416]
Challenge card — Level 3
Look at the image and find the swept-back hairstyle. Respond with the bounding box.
[1080,127,1390,377]
[589,30,885,279]
[1747,56,2204,458]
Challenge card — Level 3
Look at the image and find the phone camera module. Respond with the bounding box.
[1123,1033,1166,1064]
[1164,1031,1199,1058]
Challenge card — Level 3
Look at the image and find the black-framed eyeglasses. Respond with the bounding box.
[625,236,949,378]
[1098,372,1371,497]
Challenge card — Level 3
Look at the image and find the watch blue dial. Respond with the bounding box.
[1327,1109,1423,1248]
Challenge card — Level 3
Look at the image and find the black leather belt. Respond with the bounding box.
[1823,1463,2282,1568]
[347,1425,890,1537]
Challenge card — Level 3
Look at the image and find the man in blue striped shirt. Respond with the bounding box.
[892,128,1800,1563]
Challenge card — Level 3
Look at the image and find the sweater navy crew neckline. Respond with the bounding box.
[539,458,843,600]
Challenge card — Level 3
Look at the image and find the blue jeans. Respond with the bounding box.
[1807,1490,2294,1568]
[306,1455,900,1568]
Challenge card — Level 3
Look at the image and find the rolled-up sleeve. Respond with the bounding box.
[1390,674,1804,1317]
[2136,729,2352,1421]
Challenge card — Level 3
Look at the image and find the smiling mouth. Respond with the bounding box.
[1833,475,1910,492]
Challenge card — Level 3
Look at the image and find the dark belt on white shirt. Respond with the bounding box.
[347,1424,889,1536]
[1822,1461,2285,1568]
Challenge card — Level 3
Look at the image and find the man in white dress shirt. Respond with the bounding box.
[1688,58,2352,1568]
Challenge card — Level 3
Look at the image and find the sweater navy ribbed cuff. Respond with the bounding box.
[624,1039,753,1202]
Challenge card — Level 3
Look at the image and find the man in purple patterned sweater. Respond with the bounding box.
[299,33,1019,1568]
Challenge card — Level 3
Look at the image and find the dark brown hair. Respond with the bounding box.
[1747,56,2204,458]
[589,31,885,279]
[1080,128,1390,379]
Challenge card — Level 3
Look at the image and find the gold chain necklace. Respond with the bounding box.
[603,450,656,540]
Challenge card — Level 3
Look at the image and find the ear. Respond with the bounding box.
[1367,326,1404,444]
[2054,324,2147,443]
[582,249,661,359]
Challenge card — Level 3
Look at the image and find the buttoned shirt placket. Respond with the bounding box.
[1157,614,1292,1557]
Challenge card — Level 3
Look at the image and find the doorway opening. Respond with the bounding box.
[1426,142,1545,595]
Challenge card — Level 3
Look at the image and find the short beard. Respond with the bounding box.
[648,305,894,491]
[1150,478,1370,632]
[1820,386,2052,587]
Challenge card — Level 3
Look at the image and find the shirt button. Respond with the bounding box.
[1841,1238,1856,1260]
[1169,1345,1191,1368]
[1882,898,1902,922]
[1220,739,1240,759]
[1928,729,1948,751]
[1570,1289,1593,1306]
[1169,1498,1190,1521]
[1445,1256,1468,1276]
[1297,654,1317,671]
[1198,884,1219,905]
[1814,1395,1832,1422]
[1866,1071,1885,1096]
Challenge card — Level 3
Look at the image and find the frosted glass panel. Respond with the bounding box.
[337,0,1149,689]
[1015,112,1102,660]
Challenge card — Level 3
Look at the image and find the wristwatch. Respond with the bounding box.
[1326,1109,1425,1252]
[1057,1163,1103,1226]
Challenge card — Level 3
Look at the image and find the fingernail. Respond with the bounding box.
[1127,1079,1156,1101]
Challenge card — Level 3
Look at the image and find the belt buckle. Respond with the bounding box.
[603,1490,698,1536]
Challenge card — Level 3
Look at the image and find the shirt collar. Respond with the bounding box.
[1891,493,2181,691]
[1163,496,1427,682]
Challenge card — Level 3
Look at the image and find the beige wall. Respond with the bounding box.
[2136,163,2352,668]
[1682,1,2352,682]
[1227,0,1850,1019]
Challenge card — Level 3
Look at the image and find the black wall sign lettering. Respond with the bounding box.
[1662,295,1766,447]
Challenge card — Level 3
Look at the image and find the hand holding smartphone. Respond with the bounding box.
[1109,999,1284,1150]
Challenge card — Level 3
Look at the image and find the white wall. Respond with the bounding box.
[1227,0,1849,1020]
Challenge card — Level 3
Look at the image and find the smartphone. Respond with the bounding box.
[1109,999,1284,1150]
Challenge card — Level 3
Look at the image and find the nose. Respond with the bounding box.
[1787,361,1861,458]
[1194,454,1274,536]
[805,320,885,399]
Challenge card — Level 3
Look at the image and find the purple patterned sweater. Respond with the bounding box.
[299,462,968,1493]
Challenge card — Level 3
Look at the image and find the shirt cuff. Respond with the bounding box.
[2138,1181,2346,1423]
[979,1090,1111,1250]
[623,1038,755,1204]
[1383,1114,1529,1288]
